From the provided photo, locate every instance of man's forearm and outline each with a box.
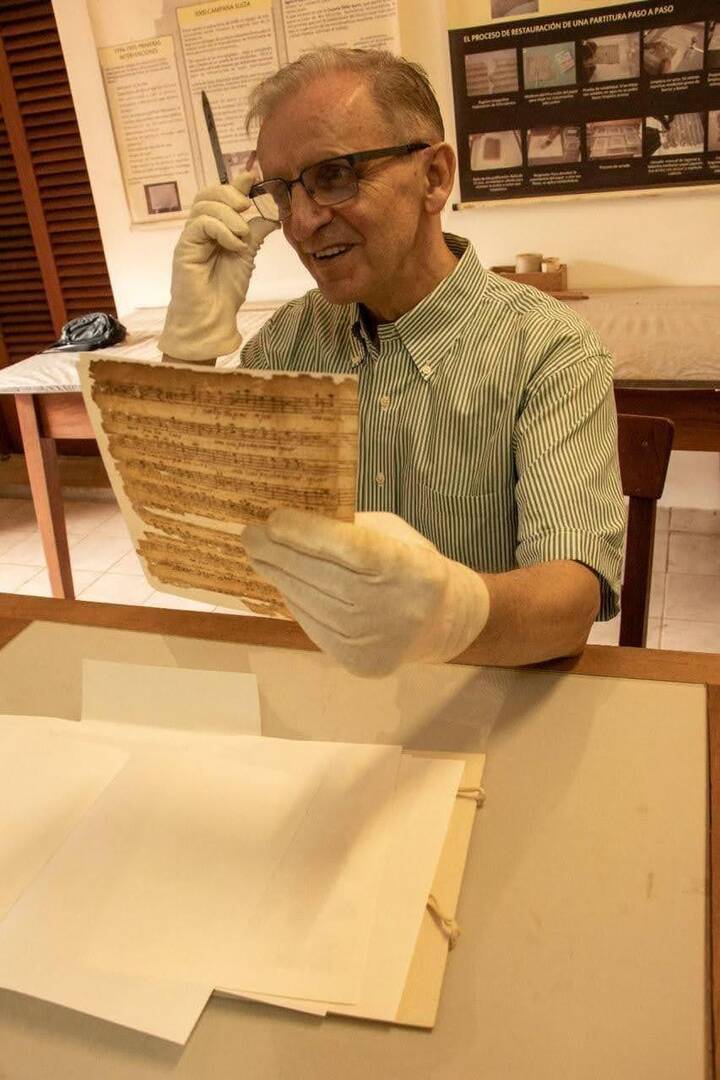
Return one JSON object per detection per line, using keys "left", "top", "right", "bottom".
{"left": 460, "top": 560, "right": 601, "bottom": 667}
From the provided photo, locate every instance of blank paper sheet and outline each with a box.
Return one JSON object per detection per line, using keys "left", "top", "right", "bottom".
{"left": 0, "top": 720, "right": 128, "bottom": 920}
{"left": 81, "top": 658, "right": 261, "bottom": 733}
{"left": 0, "top": 735, "right": 401, "bottom": 1040}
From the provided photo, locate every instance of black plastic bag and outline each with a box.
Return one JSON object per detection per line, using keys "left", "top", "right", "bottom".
{"left": 44, "top": 312, "right": 126, "bottom": 353}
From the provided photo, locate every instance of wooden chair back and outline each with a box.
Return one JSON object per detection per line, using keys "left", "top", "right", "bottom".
{"left": 617, "top": 413, "right": 674, "bottom": 647}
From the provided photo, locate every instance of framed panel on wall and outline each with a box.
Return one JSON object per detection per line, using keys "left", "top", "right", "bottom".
{"left": 87, "top": 0, "right": 402, "bottom": 225}
{"left": 447, "top": 0, "right": 720, "bottom": 205}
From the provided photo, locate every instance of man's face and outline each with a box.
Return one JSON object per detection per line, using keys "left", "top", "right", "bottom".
{"left": 256, "top": 74, "right": 430, "bottom": 315}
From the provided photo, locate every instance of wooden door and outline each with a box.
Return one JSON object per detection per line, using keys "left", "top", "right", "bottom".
{"left": 0, "top": 1, "right": 115, "bottom": 453}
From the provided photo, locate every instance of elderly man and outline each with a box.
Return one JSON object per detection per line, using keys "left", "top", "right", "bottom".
{"left": 159, "top": 47, "right": 625, "bottom": 677}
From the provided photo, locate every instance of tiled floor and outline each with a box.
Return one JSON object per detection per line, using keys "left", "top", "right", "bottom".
{"left": 586, "top": 506, "right": 720, "bottom": 651}
{"left": 1, "top": 496, "right": 719, "bottom": 651}
{"left": 0, "top": 496, "right": 221, "bottom": 614}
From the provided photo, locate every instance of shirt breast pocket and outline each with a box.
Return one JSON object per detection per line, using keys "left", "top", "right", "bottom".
{"left": 401, "top": 477, "right": 517, "bottom": 573}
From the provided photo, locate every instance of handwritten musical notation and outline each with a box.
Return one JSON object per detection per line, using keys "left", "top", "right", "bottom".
{"left": 80, "top": 358, "right": 359, "bottom": 616}
{"left": 94, "top": 376, "right": 356, "bottom": 417}
{"left": 102, "top": 413, "right": 357, "bottom": 462}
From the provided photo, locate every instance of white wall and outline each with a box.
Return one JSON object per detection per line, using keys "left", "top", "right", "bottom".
{"left": 52, "top": 0, "right": 720, "bottom": 508}
{"left": 660, "top": 452, "right": 720, "bottom": 511}
{"left": 53, "top": 0, "right": 720, "bottom": 312}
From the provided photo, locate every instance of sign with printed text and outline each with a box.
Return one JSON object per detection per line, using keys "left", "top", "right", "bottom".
{"left": 447, "top": 0, "right": 720, "bottom": 202}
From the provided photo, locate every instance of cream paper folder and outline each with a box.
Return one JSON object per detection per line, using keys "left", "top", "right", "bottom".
{"left": 0, "top": 713, "right": 484, "bottom": 1037}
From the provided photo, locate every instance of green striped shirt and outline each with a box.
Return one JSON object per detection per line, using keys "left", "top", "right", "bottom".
{"left": 241, "top": 233, "right": 625, "bottom": 619}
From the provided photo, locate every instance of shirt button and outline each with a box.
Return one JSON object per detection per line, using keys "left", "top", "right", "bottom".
{"left": 375, "top": 472, "right": 385, "bottom": 487}
{"left": 421, "top": 364, "right": 433, "bottom": 378}
{"left": 379, "top": 395, "right": 390, "bottom": 411}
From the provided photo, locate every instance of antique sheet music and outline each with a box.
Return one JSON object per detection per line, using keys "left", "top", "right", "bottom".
{"left": 79, "top": 356, "right": 358, "bottom": 615}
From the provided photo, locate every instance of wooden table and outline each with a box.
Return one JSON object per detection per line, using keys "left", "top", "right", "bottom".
{"left": 13, "top": 389, "right": 92, "bottom": 599}
{"left": 0, "top": 593, "right": 718, "bottom": 1079}
{"left": 572, "top": 286, "right": 720, "bottom": 452}
{"left": 614, "top": 380, "right": 720, "bottom": 452}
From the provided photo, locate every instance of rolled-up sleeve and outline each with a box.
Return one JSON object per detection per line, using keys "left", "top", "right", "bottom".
{"left": 513, "top": 340, "right": 626, "bottom": 620}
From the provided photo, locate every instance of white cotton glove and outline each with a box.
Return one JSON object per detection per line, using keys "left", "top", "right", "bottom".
{"left": 158, "top": 172, "right": 278, "bottom": 363}
{"left": 242, "top": 510, "right": 491, "bottom": 678}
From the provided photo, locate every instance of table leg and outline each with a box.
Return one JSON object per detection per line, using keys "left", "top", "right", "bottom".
{"left": 710, "top": 685, "right": 720, "bottom": 1080}
{"left": 15, "top": 394, "right": 75, "bottom": 600}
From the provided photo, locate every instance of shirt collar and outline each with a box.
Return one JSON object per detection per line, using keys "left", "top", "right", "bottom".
{"left": 350, "top": 234, "right": 487, "bottom": 381}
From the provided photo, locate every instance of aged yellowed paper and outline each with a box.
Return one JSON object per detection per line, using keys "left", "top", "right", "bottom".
{"left": 79, "top": 356, "right": 358, "bottom": 615}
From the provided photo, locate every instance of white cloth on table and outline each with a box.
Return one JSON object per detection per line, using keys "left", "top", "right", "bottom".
{"left": 0, "top": 305, "right": 279, "bottom": 395}
{"left": 565, "top": 287, "right": 720, "bottom": 383}
{"left": 1, "top": 291, "right": 718, "bottom": 393}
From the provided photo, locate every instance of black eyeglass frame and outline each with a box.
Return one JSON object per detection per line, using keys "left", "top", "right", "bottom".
{"left": 249, "top": 142, "right": 431, "bottom": 221}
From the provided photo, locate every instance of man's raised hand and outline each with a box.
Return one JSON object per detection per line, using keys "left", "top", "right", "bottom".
{"left": 158, "top": 172, "right": 278, "bottom": 363}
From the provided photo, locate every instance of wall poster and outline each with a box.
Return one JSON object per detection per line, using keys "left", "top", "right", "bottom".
{"left": 447, "top": 0, "right": 720, "bottom": 203}
{"left": 89, "top": 0, "right": 401, "bottom": 224}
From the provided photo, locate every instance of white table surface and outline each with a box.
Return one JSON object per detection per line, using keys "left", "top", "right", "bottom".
{"left": 0, "top": 305, "right": 280, "bottom": 395}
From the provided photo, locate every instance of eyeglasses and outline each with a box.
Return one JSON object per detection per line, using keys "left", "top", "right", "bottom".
{"left": 249, "top": 143, "right": 430, "bottom": 222}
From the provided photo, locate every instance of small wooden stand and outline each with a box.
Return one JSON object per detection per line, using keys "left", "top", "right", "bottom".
{"left": 490, "top": 264, "right": 588, "bottom": 300}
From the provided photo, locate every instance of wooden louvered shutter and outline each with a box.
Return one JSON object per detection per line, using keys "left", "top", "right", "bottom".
{"left": 0, "top": 0, "right": 116, "bottom": 452}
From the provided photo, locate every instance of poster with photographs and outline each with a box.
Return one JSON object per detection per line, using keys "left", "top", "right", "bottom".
{"left": 448, "top": 0, "right": 720, "bottom": 203}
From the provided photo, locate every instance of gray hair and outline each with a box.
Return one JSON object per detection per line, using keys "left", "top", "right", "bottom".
{"left": 246, "top": 46, "right": 444, "bottom": 142}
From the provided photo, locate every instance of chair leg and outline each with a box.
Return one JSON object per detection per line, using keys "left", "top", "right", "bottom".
{"left": 15, "top": 394, "right": 75, "bottom": 600}
{"left": 619, "top": 498, "right": 655, "bottom": 647}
